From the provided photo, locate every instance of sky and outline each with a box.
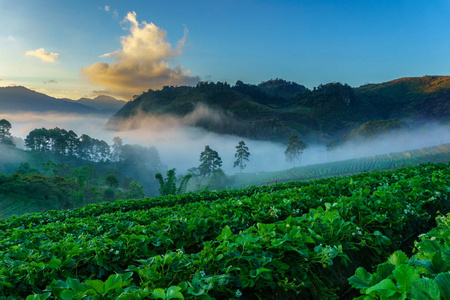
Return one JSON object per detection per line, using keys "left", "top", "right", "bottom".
{"left": 1, "top": 0, "right": 450, "bottom": 100}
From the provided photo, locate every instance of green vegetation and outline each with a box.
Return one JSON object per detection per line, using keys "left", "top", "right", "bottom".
{"left": 197, "top": 145, "right": 222, "bottom": 177}
{"left": 231, "top": 143, "right": 450, "bottom": 188}
{"left": 155, "top": 169, "right": 193, "bottom": 196}
{"left": 109, "top": 76, "right": 450, "bottom": 142}
{"left": 0, "top": 161, "right": 449, "bottom": 299}
{"left": 349, "top": 214, "right": 450, "bottom": 299}
{"left": 233, "top": 141, "right": 250, "bottom": 173}
{"left": 0, "top": 162, "right": 145, "bottom": 218}
{"left": 0, "top": 119, "right": 14, "bottom": 146}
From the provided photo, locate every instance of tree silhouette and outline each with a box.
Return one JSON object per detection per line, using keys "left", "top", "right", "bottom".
{"left": 233, "top": 140, "right": 250, "bottom": 173}
{"left": 285, "top": 135, "right": 308, "bottom": 167}
{"left": 0, "top": 119, "right": 14, "bottom": 146}
{"left": 198, "top": 145, "right": 222, "bottom": 177}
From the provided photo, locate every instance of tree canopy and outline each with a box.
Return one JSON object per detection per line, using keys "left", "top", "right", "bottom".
{"left": 285, "top": 135, "right": 308, "bottom": 167}
{"left": 198, "top": 145, "right": 222, "bottom": 177}
{"left": 0, "top": 119, "right": 14, "bottom": 146}
{"left": 233, "top": 140, "right": 250, "bottom": 173}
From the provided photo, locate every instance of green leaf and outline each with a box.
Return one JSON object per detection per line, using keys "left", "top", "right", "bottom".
{"left": 48, "top": 258, "right": 62, "bottom": 269}
{"left": 392, "top": 264, "right": 419, "bottom": 295}
{"left": 60, "top": 290, "right": 76, "bottom": 300}
{"left": 85, "top": 279, "right": 105, "bottom": 294}
{"left": 373, "top": 263, "right": 395, "bottom": 283}
{"left": 104, "top": 274, "right": 123, "bottom": 293}
{"left": 66, "top": 278, "right": 83, "bottom": 293}
{"left": 166, "top": 286, "right": 184, "bottom": 299}
{"left": 435, "top": 273, "right": 450, "bottom": 300}
{"left": 25, "top": 293, "right": 51, "bottom": 300}
{"left": 410, "top": 278, "right": 440, "bottom": 300}
{"left": 151, "top": 288, "right": 167, "bottom": 299}
{"left": 388, "top": 251, "right": 409, "bottom": 267}
{"left": 431, "top": 252, "right": 448, "bottom": 274}
{"left": 217, "top": 225, "right": 233, "bottom": 241}
{"left": 348, "top": 267, "right": 373, "bottom": 290}
{"left": 365, "top": 279, "right": 398, "bottom": 298}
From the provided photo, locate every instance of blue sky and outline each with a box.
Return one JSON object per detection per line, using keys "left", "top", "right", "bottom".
{"left": 1, "top": 0, "right": 450, "bottom": 100}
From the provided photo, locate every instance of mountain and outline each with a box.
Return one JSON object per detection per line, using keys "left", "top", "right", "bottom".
{"left": 108, "top": 76, "right": 450, "bottom": 142}
{"left": 0, "top": 86, "right": 125, "bottom": 115}
{"left": 69, "top": 95, "right": 126, "bottom": 114}
{"left": 0, "top": 86, "right": 98, "bottom": 114}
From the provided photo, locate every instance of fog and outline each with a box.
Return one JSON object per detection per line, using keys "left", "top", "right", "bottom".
{"left": 1, "top": 111, "right": 449, "bottom": 175}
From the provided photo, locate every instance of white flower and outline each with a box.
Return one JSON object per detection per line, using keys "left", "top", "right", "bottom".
{"left": 115, "top": 250, "right": 119, "bottom": 255}
{"left": 200, "top": 271, "right": 206, "bottom": 277}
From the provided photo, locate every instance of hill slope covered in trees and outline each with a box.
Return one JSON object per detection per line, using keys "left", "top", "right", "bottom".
{"left": 108, "top": 76, "right": 450, "bottom": 142}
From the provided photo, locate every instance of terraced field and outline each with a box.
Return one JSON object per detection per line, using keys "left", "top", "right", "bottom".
{"left": 0, "top": 196, "right": 47, "bottom": 219}
{"left": 230, "top": 143, "right": 450, "bottom": 188}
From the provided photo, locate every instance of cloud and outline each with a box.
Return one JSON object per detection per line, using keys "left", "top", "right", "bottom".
{"left": 82, "top": 11, "right": 199, "bottom": 99}
{"left": 43, "top": 80, "right": 58, "bottom": 84}
{"left": 113, "top": 9, "right": 119, "bottom": 18}
{"left": 7, "top": 36, "right": 16, "bottom": 42}
{"left": 25, "top": 48, "right": 59, "bottom": 63}
{"left": 104, "top": 5, "right": 110, "bottom": 11}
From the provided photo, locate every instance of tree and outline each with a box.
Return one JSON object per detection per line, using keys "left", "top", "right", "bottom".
{"left": 198, "top": 145, "right": 222, "bottom": 177}
{"left": 284, "top": 135, "right": 308, "bottom": 167}
{"left": 155, "top": 168, "right": 193, "bottom": 196}
{"left": 233, "top": 140, "right": 250, "bottom": 173}
{"left": 0, "top": 119, "right": 14, "bottom": 146}
{"left": 111, "top": 136, "right": 123, "bottom": 162}
{"left": 105, "top": 174, "right": 119, "bottom": 188}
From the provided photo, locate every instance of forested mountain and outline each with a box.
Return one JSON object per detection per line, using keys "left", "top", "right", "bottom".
{"left": 108, "top": 76, "right": 450, "bottom": 142}
{"left": 0, "top": 86, "right": 124, "bottom": 114}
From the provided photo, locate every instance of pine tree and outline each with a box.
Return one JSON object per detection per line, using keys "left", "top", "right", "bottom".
{"left": 198, "top": 145, "right": 222, "bottom": 177}
{"left": 233, "top": 140, "right": 250, "bottom": 173}
{"left": 0, "top": 119, "right": 14, "bottom": 146}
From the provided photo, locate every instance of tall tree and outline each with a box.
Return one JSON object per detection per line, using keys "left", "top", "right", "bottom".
{"left": 0, "top": 119, "right": 14, "bottom": 145}
{"left": 198, "top": 145, "right": 222, "bottom": 177}
{"left": 111, "top": 136, "right": 123, "bottom": 162}
{"left": 233, "top": 140, "right": 250, "bottom": 173}
{"left": 284, "top": 135, "right": 308, "bottom": 167}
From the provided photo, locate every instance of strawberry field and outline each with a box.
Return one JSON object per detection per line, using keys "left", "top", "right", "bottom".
{"left": 234, "top": 143, "right": 450, "bottom": 188}
{"left": 0, "top": 162, "right": 449, "bottom": 299}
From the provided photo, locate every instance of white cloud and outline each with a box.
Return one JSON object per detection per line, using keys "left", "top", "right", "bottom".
{"left": 25, "top": 48, "right": 59, "bottom": 63}
{"left": 82, "top": 11, "right": 199, "bottom": 99}
{"left": 7, "top": 36, "right": 16, "bottom": 42}
{"left": 113, "top": 9, "right": 119, "bottom": 18}
{"left": 104, "top": 5, "right": 110, "bottom": 11}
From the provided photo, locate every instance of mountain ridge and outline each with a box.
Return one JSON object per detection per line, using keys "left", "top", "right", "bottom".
{"left": 108, "top": 75, "right": 450, "bottom": 142}
{"left": 0, "top": 86, "right": 125, "bottom": 115}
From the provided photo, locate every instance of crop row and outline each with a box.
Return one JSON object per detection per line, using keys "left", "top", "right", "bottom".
{"left": 0, "top": 163, "right": 449, "bottom": 299}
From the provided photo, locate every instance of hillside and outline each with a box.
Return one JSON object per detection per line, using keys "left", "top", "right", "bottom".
{"left": 0, "top": 86, "right": 124, "bottom": 115}
{"left": 0, "top": 86, "right": 97, "bottom": 114}
{"left": 108, "top": 76, "right": 450, "bottom": 142}
{"left": 229, "top": 143, "right": 450, "bottom": 188}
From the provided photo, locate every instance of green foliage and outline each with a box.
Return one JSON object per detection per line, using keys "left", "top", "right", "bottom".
{"left": 198, "top": 145, "right": 222, "bottom": 177}
{"left": 105, "top": 174, "right": 119, "bottom": 188}
{"left": 155, "top": 169, "right": 193, "bottom": 196}
{"left": 349, "top": 213, "right": 450, "bottom": 299}
{"left": 0, "top": 162, "right": 449, "bottom": 299}
{"left": 233, "top": 140, "right": 250, "bottom": 173}
{"left": 0, "top": 119, "right": 14, "bottom": 146}
{"left": 345, "top": 119, "right": 404, "bottom": 141}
